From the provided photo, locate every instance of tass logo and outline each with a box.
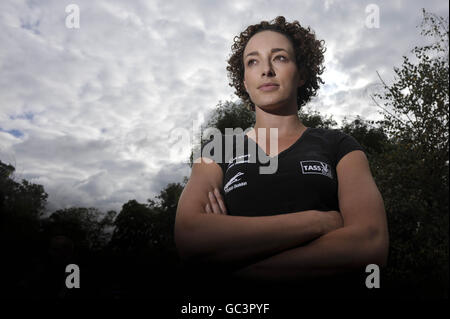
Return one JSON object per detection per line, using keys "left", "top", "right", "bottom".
{"left": 300, "top": 160, "right": 333, "bottom": 179}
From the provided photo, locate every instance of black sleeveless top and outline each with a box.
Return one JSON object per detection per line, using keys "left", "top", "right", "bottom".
{"left": 199, "top": 127, "right": 365, "bottom": 217}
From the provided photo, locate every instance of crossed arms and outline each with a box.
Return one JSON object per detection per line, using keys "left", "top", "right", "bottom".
{"left": 174, "top": 150, "right": 389, "bottom": 283}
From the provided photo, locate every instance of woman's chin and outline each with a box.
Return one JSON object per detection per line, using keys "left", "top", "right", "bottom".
{"left": 255, "top": 99, "right": 293, "bottom": 112}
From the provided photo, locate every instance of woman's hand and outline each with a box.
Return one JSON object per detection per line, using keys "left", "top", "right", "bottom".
{"left": 205, "top": 188, "right": 228, "bottom": 215}
{"left": 317, "top": 210, "right": 344, "bottom": 234}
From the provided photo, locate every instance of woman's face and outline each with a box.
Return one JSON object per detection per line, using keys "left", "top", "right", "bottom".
{"left": 243, "top": 30, "right": 304, "bottom": 111}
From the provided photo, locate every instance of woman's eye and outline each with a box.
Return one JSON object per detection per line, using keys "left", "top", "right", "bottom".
{"left": 247, "top": 56, "right": 287, "bottom": 66}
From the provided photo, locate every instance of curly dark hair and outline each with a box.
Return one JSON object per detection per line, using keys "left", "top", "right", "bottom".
{"left": 226, "top": 16, "right": 326, "bottom": 111}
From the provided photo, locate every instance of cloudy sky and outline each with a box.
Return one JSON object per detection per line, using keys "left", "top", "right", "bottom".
{"left": 0, "top": 0, "right": 448, "bottom": 213}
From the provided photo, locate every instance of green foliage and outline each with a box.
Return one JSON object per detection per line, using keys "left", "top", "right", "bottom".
{"left": 298, "top": 107, "right": 337, "bottom": 129}
{"left": 0, "top": 160, "right": 48, "bottom": 244}
{"left": 371, "top": 9, "right": 449, "bottom": 297}
{"left": 0, "top": 160, "right": 50, "bottom": 296}
{"left": 373, "top": 9, "right": 448, "bottom": 160}
{"left": 109, "top": 200, "right": 157, "bottom": 255}
{"left": 148, "top": 181, "right": 186, "bottom": 254}
{"left": 41, "top": 207, "right": 116, "bottom": 252}
{"left": 110, "top": 181, "right": 185, "bottom": 259}
{"left": 205, "top": 100, "right": 256, "bottom": 134}
{"left": 340, "top": 116, "right": 391, "bottom": 160}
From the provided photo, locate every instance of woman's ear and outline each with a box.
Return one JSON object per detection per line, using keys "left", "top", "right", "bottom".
{"left": 244, "top": 79, "right": 249, "bottom": 93}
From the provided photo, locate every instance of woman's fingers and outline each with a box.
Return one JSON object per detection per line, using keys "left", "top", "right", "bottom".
{"left": 205, "top": 189, "right": 228, "bottom": 215}
{"left": 208, "top": 191, "right": 222, "bottom": 214}
{"left": 214, "top": 188, "right": 228, "bottom": 215}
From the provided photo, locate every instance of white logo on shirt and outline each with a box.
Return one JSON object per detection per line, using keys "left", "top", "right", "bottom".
{"left": 224, "top": 171, "right": 247, "bottom": 193}
{"left": 300, "top": 160, "right": 333, "bottom": 179}
{"left": 227, "top": 154, "right": 251, "bottom": 171}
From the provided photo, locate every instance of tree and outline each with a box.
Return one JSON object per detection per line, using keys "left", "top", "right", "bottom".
{"left": 205, "top": 100, "right": 256, "bottom": 135}
{"left": 109, "top": 200, "right": 156, "bottom": 255}
{"left": 298, "top": 107, "right": 337, "bottom": 129}
{"left": 107, "top": 184, "right": 186, "bottom": 298}
{"left": 147, "top": 180, "right": 186, "bottom": 255}
{"left": 0, "top": 160, "right": 50, "bottom": 297}
{"left": 340, "top": 116, "right": 391, "bottom": 160}
{"left": 41, "top": 207, "right": 116, "bottom": 252}
{"left": 371, "top": 9, "right": 449, "bottom": 297}
{"left": 373, "top": 10, "right": 448, "bottom": 161}
{"left": 0, "top": 160, "right": 48, "bottom": 246}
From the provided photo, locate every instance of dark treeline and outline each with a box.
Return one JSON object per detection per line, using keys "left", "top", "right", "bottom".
{"left": 0, "top": 9, "right": 448, "bottom": 299}
{"left": 0, "top": 166, "right": 186, "bottom": 299}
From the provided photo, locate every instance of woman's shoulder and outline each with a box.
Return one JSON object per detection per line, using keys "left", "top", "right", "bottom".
{"left": 306, "top": 127, "right": 349, "bottom": 140}
{"left": 306, "top": 127, "right": 363, "bottom": 151}
{"left": 307, "top": 127, "right": 365, "bottom": 162}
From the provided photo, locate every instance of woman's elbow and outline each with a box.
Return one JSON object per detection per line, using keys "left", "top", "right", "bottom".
{"left": 366, "top": 225, "right": 389, "bottom": 268}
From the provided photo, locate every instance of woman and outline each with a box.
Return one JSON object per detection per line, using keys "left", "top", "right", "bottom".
{"left": 174, "top": 16, "right": 389, "bottom": 299}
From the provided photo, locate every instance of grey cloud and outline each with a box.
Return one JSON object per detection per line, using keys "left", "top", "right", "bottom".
{"left": 149, "top": 162, "right": 190, "bottom": 195}
{"left": 0, "top": 0, "right": 447, "bottom": 212}
{"left": 310, "top": 82, "right": 384, "bottom": 124}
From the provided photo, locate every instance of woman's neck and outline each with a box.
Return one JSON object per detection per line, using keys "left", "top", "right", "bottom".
{"left": 252, "top": 109, "right": 305, "bottom": 139}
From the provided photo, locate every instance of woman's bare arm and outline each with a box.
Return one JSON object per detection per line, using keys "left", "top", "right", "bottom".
{"left": 174, "top": 158, "right": 343, "bottom": 271}
{"left": 231, "top": 151, "right": 389, "bottom": 282}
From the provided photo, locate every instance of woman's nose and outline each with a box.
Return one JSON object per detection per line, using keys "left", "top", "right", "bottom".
{"left": 262, "top": 60, "right": 275, "bottom": 77}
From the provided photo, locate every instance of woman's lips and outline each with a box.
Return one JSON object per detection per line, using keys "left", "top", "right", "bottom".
{"left": 258, "top": 84, "right": 279, "bottom": 91}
